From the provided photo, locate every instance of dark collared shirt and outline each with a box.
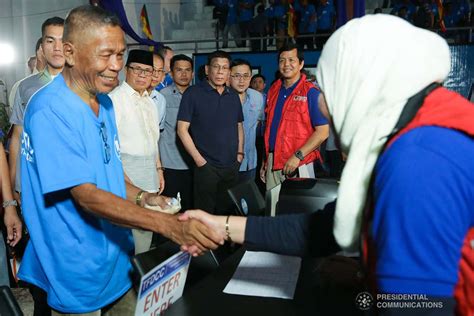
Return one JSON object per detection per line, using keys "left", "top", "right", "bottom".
{"left": 178, "top": 80, "right": 243, "bottom": 168}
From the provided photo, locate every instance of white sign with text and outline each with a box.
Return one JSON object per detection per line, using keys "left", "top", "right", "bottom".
{"left": 135, "top": 251, "right": 191, "bottom": 316}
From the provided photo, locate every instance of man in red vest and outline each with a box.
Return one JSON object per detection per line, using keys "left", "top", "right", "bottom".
{"left": 260, "top": 43, "right": 329, "bottom": 190}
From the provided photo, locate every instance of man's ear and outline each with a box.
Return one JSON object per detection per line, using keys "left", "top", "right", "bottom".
{"left": 63, "top": 42, "right": 75, "bottom": 66}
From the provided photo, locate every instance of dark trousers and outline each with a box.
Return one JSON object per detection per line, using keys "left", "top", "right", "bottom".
{"left": 194, "top": 162, "right": 239, "bottom": 215}
{"left": 249, "top": 32, "right": 267, "bottom": 51}
{"left": 28, "top": 283, "right": 51, "bottom": 316}
{"left": 238, "top": 168, "right": 256, "bottom": 184}
{"left": 326, "top": 150, "right": 344, "bottom": 179}
{"left": 239, "top": 21, "right": 251, "bottom": 47}
{"left": 296, "top": 33, "right": 315, "bottom": 50}
{"left": 162, "top": 168, "right": 193, "bottom": 211}
{"left": 315, "top": 31, "right": 331, "bottom": 49}
{"left": 267, "top": 18, "right": 275, "bottom": 46}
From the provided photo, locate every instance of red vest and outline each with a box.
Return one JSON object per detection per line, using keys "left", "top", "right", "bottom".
{"left": 363, "top": 87, "right": 474, "bottom": 315}
{"left": 264, "top": 74, "right": 322, "bottom": 170}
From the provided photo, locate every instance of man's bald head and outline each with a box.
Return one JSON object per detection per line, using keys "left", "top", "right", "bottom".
{"left": 63, "top": 5, "right": 121, "bottom": 45}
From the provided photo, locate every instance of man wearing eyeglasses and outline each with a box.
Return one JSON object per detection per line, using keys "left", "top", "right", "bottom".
{"left": 109, "top": 49, "right": 165, "bottom": 254}
{"left": 229, "top": 59, "right": 264, "bottom": 184}
{"left": 148, "top": 53, "right": 167, "bottom": 133}
{"left": 177, "top": 50, "right": 244, "bottom": 214}
{"left": 155, "top": 45, "right": 174, "bottom": 91}
{"left": 260, "top": 43, "right": 329, "bottom": 191}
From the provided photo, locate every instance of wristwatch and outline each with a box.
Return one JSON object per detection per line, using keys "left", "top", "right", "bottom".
{"left": 294, "top": 150, "right": 304, "bottom": 161}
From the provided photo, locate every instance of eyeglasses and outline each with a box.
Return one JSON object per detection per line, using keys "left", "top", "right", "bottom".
{"left": 230, "top": 73, "right": 251, "bottom": 80}
{"left": 100, "top": 122, "right": 111, "bottom": 164}
{"left": 210, "top": 64, "right": 230, "bottom": 72}
{"left": 153, "top": 68, "right": 165, "bottom": 76}
{"left": 127, "top": 65, "right": 153, "bottom": 76}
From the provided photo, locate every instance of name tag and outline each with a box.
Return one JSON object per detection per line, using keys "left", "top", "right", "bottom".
{"left": 293, "top": 96, "right": 307, "bottom": 102}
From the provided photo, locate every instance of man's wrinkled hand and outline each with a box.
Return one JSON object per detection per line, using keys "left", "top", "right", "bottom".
{"left": 178, "top": 210, "right": 226, "bottom": 255}
{"left": 168, "top": 215, "right": 224, "bottom": 257}
{"left": 179, "top": 210, "right": 225, "bottom": 238}
{"left": 144, "top": 193, "right": 171, "bottom": 209}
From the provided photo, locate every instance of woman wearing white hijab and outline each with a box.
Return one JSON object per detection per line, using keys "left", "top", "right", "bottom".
{"left": 180, "top": 14, "right": 474, "bottom": 314}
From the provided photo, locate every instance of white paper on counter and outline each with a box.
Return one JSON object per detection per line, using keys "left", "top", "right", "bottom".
{"left": 223, "top": 251, "right": 301, "bottom": 299}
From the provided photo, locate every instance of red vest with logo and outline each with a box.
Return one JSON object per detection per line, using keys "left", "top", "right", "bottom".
{"left": 264, "top": 74, "right": 322, "bottom": 170}
{"left": 362, "top": 87, "right": 474, "bottom": 315}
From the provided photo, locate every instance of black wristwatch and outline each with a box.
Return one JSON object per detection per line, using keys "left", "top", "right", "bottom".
{"left": 294, "top": 150, "right": 304, "bottom": 161}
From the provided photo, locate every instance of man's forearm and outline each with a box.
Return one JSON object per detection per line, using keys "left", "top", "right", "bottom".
{"left": 125, "top": 180, "right": 143, "bottom": 205}
{"left": 0, "top": 144, "right": 14, "bottom": 202}
{"left": 237, "top": 122, "right": 244, "bottom": 154}
{"left": 71, "top": 183, "right": 224, "bottom": 252}
{"left": 71, "top": 183, "right": 173, "bottom": 234}
{"left": 177, "top": 122, "right": 205, "bottom": 165}
{"left": 8, "top": 125, "right": 22, "bottom": 187}
{"left": 299, "top": 124, "right": 329, "bottom": 156}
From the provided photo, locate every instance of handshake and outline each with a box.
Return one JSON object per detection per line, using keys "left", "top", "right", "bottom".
{"left": 177, "top": 210, "right": 230, "bottom": 257}
{"left": 144, "top": 194, "right": 245, "bottom": 257}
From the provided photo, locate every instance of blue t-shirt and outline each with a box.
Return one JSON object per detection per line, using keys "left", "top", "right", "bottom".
{"left": 18, "top": 75, "right": 134, "bottom": 313}
{"left": 214, "top": 0, "right": 227, "bottom": 7}
{"left": 269, "top": 79, "right": 328, "bottom": 151}
{"left": 177, "top": 81, "right": 244, "bottom": 168}
{"left": 238, "top": 0, "right": 255, "bottom": 22}
{"left": 372, "top": 126, "right": 474, "bottom": 296}
{"left": 298, "top": 4, "right": 317, "bottom": 34}
{"left": 265, "top": 5, "right": 275, "bottom": 18}
{"left": 316, "top": 3, "right": 336, "bottom": 30}
{"left": 274, "top": 4, "right": 288, "bottom": 30}
{"left": 390, "top": 3, "right": 417, "bottom": 17}
{"left": 227, "top": 0, "right": 239, "bottom": 25}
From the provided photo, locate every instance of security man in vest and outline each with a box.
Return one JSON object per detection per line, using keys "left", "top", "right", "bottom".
{"left": 260, "top": 43, "right": 329, "bottom": 190}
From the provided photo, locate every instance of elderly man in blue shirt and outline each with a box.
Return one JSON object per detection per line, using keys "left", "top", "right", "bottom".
{"left": 229, "top": 59, "right": 265, "bottom": 183}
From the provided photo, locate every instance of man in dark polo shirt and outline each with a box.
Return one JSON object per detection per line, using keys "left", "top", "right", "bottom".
{"left": 177, "top": 50, "right": 244, "bottom": 214}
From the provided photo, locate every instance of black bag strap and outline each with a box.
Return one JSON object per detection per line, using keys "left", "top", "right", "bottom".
{"left": 387, "top": 82, "right": 440, "bottom": 141}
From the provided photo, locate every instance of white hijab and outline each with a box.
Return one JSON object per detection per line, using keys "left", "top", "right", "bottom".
{"left": 315, "top": 15, "right": 451, "bottom": 251}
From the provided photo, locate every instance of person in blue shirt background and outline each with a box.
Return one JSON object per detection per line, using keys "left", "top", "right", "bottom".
{"left": 274, "top": 0, "right": 289, "bottom": 49}
{"left": 265, "top": 0, "right": 277, "bottom": 47}
{"left": 315, "top": 0, "right": 336, "bottom": 49}
{"left": 213, "top": 0, "right": 229, "bottom": 33}
{"left": 296, "top": 0, "right": 317, "bottom": 50}
{"left": 238, "top": 0, "right": 255, "bottom": 47}
{"left": 223, "top": 0, "right": 244, "bottom": 48}
{"left": 390, "top": 0, "right": 417, "bottom": 22}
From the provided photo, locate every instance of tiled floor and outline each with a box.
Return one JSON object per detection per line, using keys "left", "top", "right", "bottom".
{"left": 12, "top": 288, "right": 34, "bottom": 316}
